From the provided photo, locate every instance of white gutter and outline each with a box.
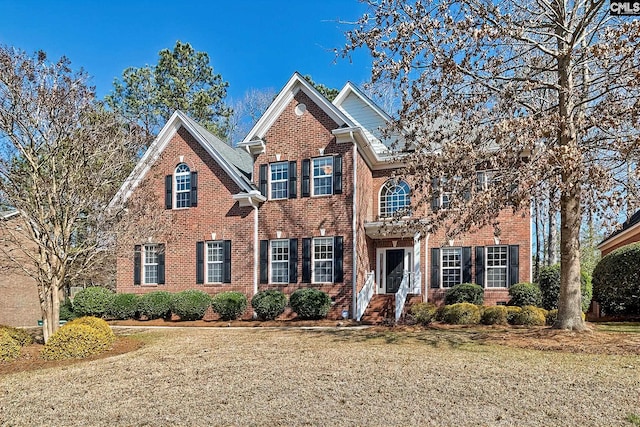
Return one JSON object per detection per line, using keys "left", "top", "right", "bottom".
{"left": 351, "top": 135, "right": 358, "bottom": 319}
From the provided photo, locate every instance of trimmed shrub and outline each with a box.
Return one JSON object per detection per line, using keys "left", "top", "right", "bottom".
{"left": 538, "top": 264, "right": 592, "bottom": 312}
{"left": 107, "top": 293, "right": 139, "bottom": 320}
{"left": 0, "top": 325, "right": 33, "bottom": 346}
{"left": 0, "top": 330, "right": 21, "bottom": 361}
{"left": 410, "top": 303, "right": 437, "bottom": 326}
{"left": 42, "top": 323, "right": 112, "bottom": 360}
{"left": 593, "top": 242, "right": 640, "bottom": 316}
{"left": 444, "top": 283, "right": 484, "bottom": 305}
{"left": 212, "top": 292, "right": 248, "bottom": 321}
{"left": 508, "top": 282, "right": 542, "bottom": 307}
{"left": 480, "top": 306, "right": 508, "bottom": 325}
{"left": 170, "top": 290, "right": 212, "bottom": 321}
{"left": 67, "top": 316, "right": 116, "bottom": 344}
{"left": 441, "top": 303, "right": 481, "bottom": 325}
{"left": 138, "top": 291, "right": 172, "bottom": 320}
{"left": 510, "top": 305, "right": 546, "bottom": 326}
{"left": 59, "top": 298, "right": 77, "bottom": 321}
{"left": 290, "top": 289, "right": 331, "bottom": 320}
{"left": 251, "top": 290, "right": 287, "bottom": 321}
{"left": 506, "top": 306, "right": 522, "bottom": 324}
{"left": 72, "top": 287, "right": 115, "bottom": 317}
{"left": 435, "top": 305, "right": 447, "bottom": 322}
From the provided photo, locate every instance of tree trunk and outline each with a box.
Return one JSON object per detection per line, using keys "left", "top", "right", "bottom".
{"left": 41, "top": 281, "right": 61, "bottom": 343}
{"left": 553, "top": 187, "right": 586, "bottom": 330}
{"left": 534, "top": 196, "right": 542, "bottom": 280}
{"left": 548, "top": 194, "right": 558, "bottom": 266}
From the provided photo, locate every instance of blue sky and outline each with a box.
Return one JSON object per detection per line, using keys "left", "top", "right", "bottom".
{"left": 0, "top": 0, "right": 373, "bottom": 101}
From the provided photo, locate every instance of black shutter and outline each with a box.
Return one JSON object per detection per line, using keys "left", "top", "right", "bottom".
{"left": 333, "top": 236, "right": 344, "bottom": 283}
{"left": 260, "top": 240, "right": 268, "bottom": 284}
{"left": 190, "top": 171, "right": 198, "bottom": 207}
{"left": 302, "top": 159, "right": 310, "bottom": 197}
{"left": 196, "top": 241, "right": 204, "bottom": 284}
{"left": 462, "top": 246, "right": 472, "bottom": 283}
{"left": 475, "top": 246, "right": 485, "bottom": 287}
{"left": 509, "top": 245, "right": 520, "bottom": 286}
{"left": 431, "top": 178, "right": 440, "bottom": 211}
{"left": 133, "top": 245, "right": 141, "bottom": 285}
{"left": 289, "top": 239, "right": 298, "bottom": 283}
{"left": 157, "top": 244, "right": 166, "bottom": 285}
{"left": 259, "top": 164, "right": 268, "bottom": 197}
{"left": 165, "top": 175, "right": 173, "bottom": 209}
{"left": 288, "top": 161, "right": 297, "bottom": 199}
{"left": 430, "top": 248, "right": 440, "bottom": 288}
{"left": 302, "top": 238, "right": 312, "bottom": 282}
{"left": 333, "top": 155, "right": 343, "bottom": 195}
{"left": 223, "top": 240, "right": 232, "bottom": 283}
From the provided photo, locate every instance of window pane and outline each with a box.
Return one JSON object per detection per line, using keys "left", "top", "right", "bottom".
{"left": 441, "top": 248, "right": 462, "bottom": 288}
{"left": 271, "top": 240, "right": 289, "bottom": 283}
{"left": 175, "top": 163, "right": 191, "bottom": 208}
{"left": 143, "top": 244, "right": 158, "bottom": 284}
{"left": 270, "top": 162, "right": 288, "bottom": 199}
{"left": 313, "top": 237, "right": 333, "bottom": 283}
{"left": 207, "top": 241, "right": 223, "bottom": 283}
{"left": 380, "top": 180, "right": 410, "bottom": 217}
{"left": 486, "top": 246, "right": 508, "bottom": 287}
{"left": 312, "top": 157, "right": 333, "bottom": 196}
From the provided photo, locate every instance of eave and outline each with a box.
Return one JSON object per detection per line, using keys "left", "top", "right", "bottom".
{"left": 332, "top": 127, "right": 407, "bottom": 171}
{"left": 364, "top": 220, "right": 418, "bottom": 239}
{"left": 597, "top": 220, "right": 640, "bottom": 251}
{"left": 232, "top": 191, "right": 266, "bottom": 208}
{"left": 237, "top": 139, "right": 266, "bottom": 156}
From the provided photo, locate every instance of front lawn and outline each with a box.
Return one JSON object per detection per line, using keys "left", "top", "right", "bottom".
{"left": 0, "top": 325, "right": 638, "bottom": 426}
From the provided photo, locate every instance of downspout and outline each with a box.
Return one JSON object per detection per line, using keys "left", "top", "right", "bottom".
{"left": 351, "top": 133, "right": 358, "bottom": 319}
{"left": 252, "top": 200, "right": 259, "bottom": 297}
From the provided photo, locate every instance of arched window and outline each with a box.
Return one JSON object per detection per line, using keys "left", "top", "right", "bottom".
{"left": 379, "top": 180, "right": 411, "bottom": 218}
{"left": 174, "top": 163, "right": 191, "bottom": 208}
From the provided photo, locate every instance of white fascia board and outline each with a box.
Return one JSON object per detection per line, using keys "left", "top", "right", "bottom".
{"left": 597, "top": 220, "right": 640, "bottom": 250}
{"left": 242, "top": 72, "right": 353, "bottom": 143}
{"left": 334, "top": 81, "right": 393, "bottom": 122}
{"left": 1, "top": 210, "right": 19, "bottom": 220}
{"left": 232, "top": 191, "right": 266, "bottom": 208}
{"left": 332, "top": 127, "right": 407, "bottom": 171}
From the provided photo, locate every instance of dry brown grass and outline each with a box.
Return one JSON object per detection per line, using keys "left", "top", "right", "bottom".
{"left": 0, "top": 326, "right": 639, "bottom": 426}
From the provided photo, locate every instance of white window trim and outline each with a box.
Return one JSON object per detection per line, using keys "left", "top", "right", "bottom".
{"left": 485, "top": 245, "right": 508, "bottom": 288}
{"left": 269, "top": 162, "right": 288, "bottom": 200}
{"left": 312, "top": 236, "right": 334, "bottom": 284}
{"left": 311, "top": 156, "right": 333, "bottom": 197}
{"left": 143, "top": 244, "right": 159, "bottom": 285}
{"left": 174, "top": 163, "right": 191, "bottom": 209}
{"left": 440, "top": 247, "right": 462, "bottom": 288}
{"left": 477, "top": 170, "right": 500, "bottom": 191}
{"left": 270, "top": 239, "right": 289, "bottom": 284}
{"left": 205, "top": 241, "right": 224, "bottom": 284}
{"left": 379, "top": 179, "right": 411, "bottom": 218}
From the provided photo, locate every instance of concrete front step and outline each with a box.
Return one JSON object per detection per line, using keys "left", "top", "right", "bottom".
{"left": 360, "top": 294, "right": 422, "bottom": 324}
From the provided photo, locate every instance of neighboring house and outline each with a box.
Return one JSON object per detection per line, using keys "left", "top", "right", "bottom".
{"left": 0, "top": 207, "right": 41, "bottom": 327}
{"left": 112, "top": 72, "right": 531, "bottom": 321}
{"left": 597, "top": 209, "right": 640, "bottom": 256}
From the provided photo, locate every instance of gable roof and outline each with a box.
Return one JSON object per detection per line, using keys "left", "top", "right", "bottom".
{"left": 598, "top": 209, "right": 640, "bottom": 249}
{"left": 110, "top": 110, "right": 257, "bottom": 208}
{"left": 240, "top": 72, "right": 354, "bottom": 143}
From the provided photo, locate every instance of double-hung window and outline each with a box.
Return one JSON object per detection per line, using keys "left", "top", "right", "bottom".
{"left": 143, "top": 244, "right": 159, "bottom": 285}
{"left": 312, "top": 157, "right": 333, "bottom": 196}
{"left": 206, "top": 241, "right": 224, "bottom": 284}
{"left": 313, "top": 237, "right": 334, "bottom": 283}
{"left": 441, "top": 247, "right": 462, "bottom": 288}
{"left": 486, "top": 246, "right": 508, "bottom": 287}
{"left": 270, "top": 162, "right": 288, "bottom": 200}
{"left": 270, "top": 240, "right": 289, "bottom": 283}
{"left": 174, "top": 163, "right": 191, "bottom": 208}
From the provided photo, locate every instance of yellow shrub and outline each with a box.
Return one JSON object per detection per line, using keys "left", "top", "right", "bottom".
{"left": 0, "top": 325, "right": 33, "bottom": 346}
{"left": 41, "top": 324, "right": 112, "bottom": 360}
{"left": 511, "top": 305, "right": 546, "bottom": 326}
{"left": 0, "top": 330, "right": 21, "bottom": 361}
{"left": 67, "top": 316, "right": 115, "bottom": 344}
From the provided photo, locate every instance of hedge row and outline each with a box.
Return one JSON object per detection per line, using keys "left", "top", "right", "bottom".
{"left": 68, "top": 288, "right": 332, "bottom": 321}
{"left": 410, "top": 302, "right": 554, "bottom": 326}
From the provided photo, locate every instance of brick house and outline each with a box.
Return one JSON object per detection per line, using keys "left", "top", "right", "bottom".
{"left": 0, "top": 208, "right": 41, "bottom": 327}
{"left": 597, "top": 209, "right": 640, "bottom": 256}
{"left": 113, "top": 73, "right": 531, "bottom": 321}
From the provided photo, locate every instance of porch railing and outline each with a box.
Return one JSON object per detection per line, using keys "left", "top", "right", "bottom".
{"left": 356, "top": 271, "right": 375, "bottom": 321}
{"left": 395, "top": 271, "right": 412, "bottom": 322}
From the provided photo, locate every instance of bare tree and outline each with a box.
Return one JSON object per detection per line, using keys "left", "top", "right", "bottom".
{"left": 0, "top": 46, "right": 145, "bottom": 342}
{"left": 227, "top": 87, "right": 276, "bottom": 145}
{"left": 345, "top": 0, "right": 640, "bottom": 330}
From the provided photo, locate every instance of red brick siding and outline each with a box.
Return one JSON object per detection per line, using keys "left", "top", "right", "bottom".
{"left": 116, "top": 127, "right": 255, "bottom": 303}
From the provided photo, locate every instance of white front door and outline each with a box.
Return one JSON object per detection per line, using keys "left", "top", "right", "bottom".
{"left": 376, "top": 248, "right": 413, "bottom": 294}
